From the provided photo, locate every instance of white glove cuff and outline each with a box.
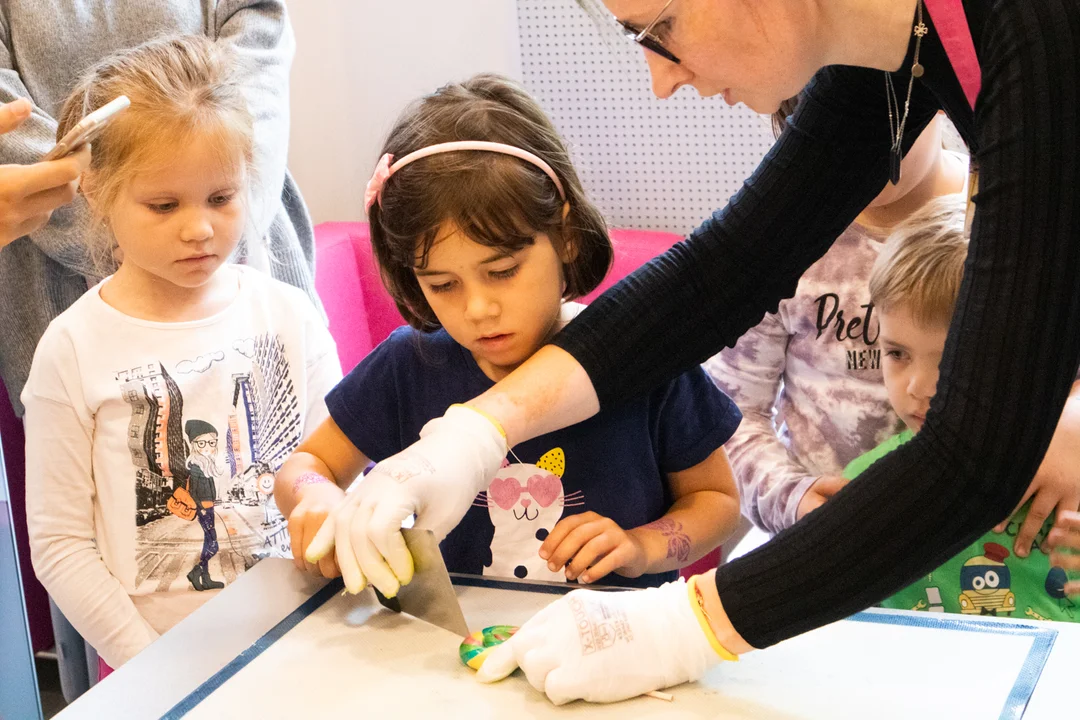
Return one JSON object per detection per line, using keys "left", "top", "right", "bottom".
{"left": 655, "top": 580, "right": 726, "bottom": 685}
{"left": 420, "top": 405, "right": 508, "bottom": 493}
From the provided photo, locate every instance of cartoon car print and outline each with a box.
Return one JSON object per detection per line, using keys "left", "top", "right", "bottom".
{"left": 958, "top": 542, "right": 1015, "bottom": 616}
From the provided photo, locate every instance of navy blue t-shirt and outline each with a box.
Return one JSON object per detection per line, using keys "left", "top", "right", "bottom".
{"left": 326, "top": 326, "right": 741, "bottom": 588}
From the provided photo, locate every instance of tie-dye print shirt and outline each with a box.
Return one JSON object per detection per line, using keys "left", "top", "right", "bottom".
{"left": 704, "top": 222, "right": 905, "bottom": 534}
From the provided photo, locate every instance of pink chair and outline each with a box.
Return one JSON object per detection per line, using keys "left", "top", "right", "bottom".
{"left": 312, "top": 221, "right": 720, "bottom": 575}
{"left": 312, "top": 222, "right": 388, "bottom": 373}
{"left": 313, "top": 222, "right": 691, "bottom": 370}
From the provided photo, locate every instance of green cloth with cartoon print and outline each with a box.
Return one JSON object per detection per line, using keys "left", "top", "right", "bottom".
{"left": 844, "top": 430, "right": 1078, "bottom": 622}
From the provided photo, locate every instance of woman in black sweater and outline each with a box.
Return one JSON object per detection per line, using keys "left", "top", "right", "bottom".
{"left": 313, "top": 0, "right": 1080, "bottom": 704}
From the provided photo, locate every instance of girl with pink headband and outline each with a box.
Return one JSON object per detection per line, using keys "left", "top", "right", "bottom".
{"left": 279, "top": 73, "right": 743, "bottom": 591}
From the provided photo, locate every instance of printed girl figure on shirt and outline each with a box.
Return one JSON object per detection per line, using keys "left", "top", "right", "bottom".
{"left": 280, "top": 74, "right": 743, "bottom": 594}
{"left": 22, "top": 36, "right": 341, "bottom": 670}
{"left": 185, "top": 419, "right": 224, "bottom": 591}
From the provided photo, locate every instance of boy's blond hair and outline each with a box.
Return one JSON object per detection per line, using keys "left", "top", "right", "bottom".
{"left": 869, "top": 195, "right": 970, "bottom": 327}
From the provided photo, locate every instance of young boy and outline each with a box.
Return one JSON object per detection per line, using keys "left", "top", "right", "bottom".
{"left": 845, "top": 196, "right": 1077, "bottom": 621}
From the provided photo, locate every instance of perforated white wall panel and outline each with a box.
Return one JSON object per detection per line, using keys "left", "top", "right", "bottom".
{"left": 517, "top": 0, "right": 777, "bottom": 235}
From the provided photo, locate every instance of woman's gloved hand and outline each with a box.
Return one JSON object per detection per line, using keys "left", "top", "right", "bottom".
{"left": 476, "top": 578, "right": 735, "bottom": 705}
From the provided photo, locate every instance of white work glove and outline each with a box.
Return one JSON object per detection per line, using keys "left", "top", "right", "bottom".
{"left": 305, "top": 405, "right": 506, "bottom": 596}
{"left": 476, "top": 579, "right": 725, "bottom": 705}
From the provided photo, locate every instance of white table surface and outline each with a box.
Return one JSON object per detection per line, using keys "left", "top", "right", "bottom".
{"left": 58, "top": 559, "right": 1076, "bottom": 719}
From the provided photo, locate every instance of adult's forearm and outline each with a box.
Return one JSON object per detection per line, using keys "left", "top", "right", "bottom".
{"left": 468, "top": 345, "right": 598, "bottom": 446}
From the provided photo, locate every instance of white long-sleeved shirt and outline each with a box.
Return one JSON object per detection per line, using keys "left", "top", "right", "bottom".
{"left": 23, "top": 266, "right": 341, "bottom": 667}
{"left": 0, "top": 0, "right": 318, "bottom": 415}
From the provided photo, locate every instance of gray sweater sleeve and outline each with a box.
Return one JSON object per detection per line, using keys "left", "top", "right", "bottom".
{"left": 214, "top": 1, "right": 294, "bottom": 246}
{"left": 213, "top": 2, "right": 317, "bottom": 295}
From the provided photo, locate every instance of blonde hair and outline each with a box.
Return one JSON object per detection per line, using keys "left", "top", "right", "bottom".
{"left": 869, "top": 195, "right": 970, "bottom": 327}
{"left": 56, "top": 35, "right": 255, "bottom": 273}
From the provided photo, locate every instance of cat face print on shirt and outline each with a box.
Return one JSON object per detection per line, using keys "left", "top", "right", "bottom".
{"left": 473, "top": 448, "right": 584, "bottom": 582}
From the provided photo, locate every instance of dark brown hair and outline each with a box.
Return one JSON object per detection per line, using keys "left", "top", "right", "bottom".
{"left": 368, "top": 73, "right": 612, "bottom": 330}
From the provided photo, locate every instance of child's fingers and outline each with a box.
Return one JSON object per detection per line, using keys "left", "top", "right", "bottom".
{"left": 995, "top": 485, "right": 1036, "bottom": 534}
{"left": 577, "top": 543, "right": 632, "bottom": 584}
{"left": 539, "top": 512, "right": 597, "bottom": 560}
{"left": 318, "top": 551, "right": 341, "bottom": 579}
{"left": 1066, "top": 580, "right": 1080, "bottom": 597}
{"left": 288, "top": 510, "right": 308, "bottom": 572}
{"left": 1044, "top": 495, "right": 1080, "bottom": 553}
{"left": 545, "top": 516, "right": 606, "bottom": 573}
{"left": 1049, "top": 511, "right": 1080, "bottom": 570}
{"left": 565, "top": 532, "right": 619, "bottom": 581}
{"left": 1013, "top": 492, "right": 1057, "bottom": 558}
{"left": 796, "top": 490, "right": 827, "bottom": 521}
{"left": 1055, "top": 509, "right": 1080, "bottom": 532}
{"left": 815, "top": 475, "right": 850, "bottom": 499}
{"left": 303, "top": 510, "right": 331, "bottom": 575}
{"left": 1048, "top": 520, "right": 1080, "bottom": 553}
{"left": 1050, "top": 548, "right": 1080, "bottom": 572}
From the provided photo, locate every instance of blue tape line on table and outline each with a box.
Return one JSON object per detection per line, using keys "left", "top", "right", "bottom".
{"left": 160, "top": 578, "right": 343, "bottom": 719}
{"left": 160, "top": 576, "right": 1059, "bottom": 719}
{"left": 848, "top": 611, "right": 1057, "bottom": 720}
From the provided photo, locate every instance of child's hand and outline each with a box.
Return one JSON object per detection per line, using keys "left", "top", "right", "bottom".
{"left": 539, "top": 512, "right": 647, "bottom": 584}
{"left": 287, "top": 474, "right": 346, "bottom": 578}
{"left": 1048, "top": 510, "right": 1080, "bottom": 596}
{"left": 796, "top": 475, "right": 850, "bottom": 521}
{"left": 993, "top": 397, "right": 1080, "bottom": 557}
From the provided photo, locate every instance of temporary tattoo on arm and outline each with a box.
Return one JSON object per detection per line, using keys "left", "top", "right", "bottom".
{"left": 642, "top": 518, "right": 691, "bottom": 563}
{"left": 293, "top": 471, "right": 331, "bottom": 495}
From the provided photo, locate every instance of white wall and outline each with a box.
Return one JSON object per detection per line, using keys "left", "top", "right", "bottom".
{"left": 286, "top": 1, "right": 522, "bottom": 224}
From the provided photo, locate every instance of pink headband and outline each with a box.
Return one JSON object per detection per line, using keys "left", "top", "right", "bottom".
{"left": 364, "top": 140, "right": 566, "bottom": 212}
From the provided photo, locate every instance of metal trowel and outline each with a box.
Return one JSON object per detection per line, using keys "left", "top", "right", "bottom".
{"left": 372, "top": 528, "right": 469, "bottom": 637}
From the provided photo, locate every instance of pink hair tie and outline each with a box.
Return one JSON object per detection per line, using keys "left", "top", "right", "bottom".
{"left": 363, "top": 140, "right": 566, "bottom": 213}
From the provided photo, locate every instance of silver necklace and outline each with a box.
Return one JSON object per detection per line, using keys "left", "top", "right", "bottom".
{"left": 885, "top": 0, "right": 928, "bottom": 185}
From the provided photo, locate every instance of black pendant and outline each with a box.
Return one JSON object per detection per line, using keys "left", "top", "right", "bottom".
{"left": 889, "top": 148, "right": 902, "bottom": 185}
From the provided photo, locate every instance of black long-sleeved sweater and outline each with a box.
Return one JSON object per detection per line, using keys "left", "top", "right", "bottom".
{"left": 553, "top": 0, "right": 1080, "bottom": 648}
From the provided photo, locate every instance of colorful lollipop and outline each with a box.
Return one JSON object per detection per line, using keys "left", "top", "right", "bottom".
{"left": 459, "top": 625, "right": 518, "bottom": 670}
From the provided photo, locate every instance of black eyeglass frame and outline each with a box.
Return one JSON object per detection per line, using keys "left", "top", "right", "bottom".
{"left": 616, "top": 0, "right": 680, "bottom": 65}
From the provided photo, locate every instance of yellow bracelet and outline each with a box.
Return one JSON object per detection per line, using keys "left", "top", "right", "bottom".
{"left": 450, "top": 403, "right": 508, "bottom": 440}
{"left": 687, "top": 575, "right": 739, "bottom": 662}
